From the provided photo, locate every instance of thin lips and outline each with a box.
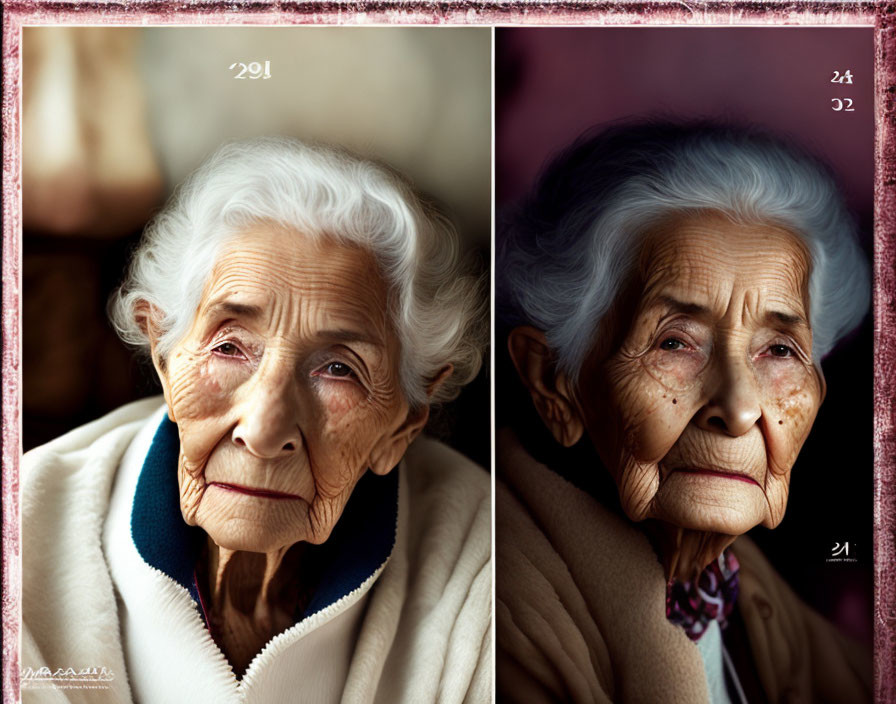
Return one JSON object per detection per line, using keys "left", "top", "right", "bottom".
{"left": 668, "top": 466, "right": 761, "bottom": 486}
{"left": 209, "top": 482, "right": 301, "bottom": 500}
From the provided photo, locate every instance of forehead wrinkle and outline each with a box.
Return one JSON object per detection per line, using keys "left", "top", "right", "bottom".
{"left": 735, "top": 274, "right": 810, "bottom": 331}
{"left": 290, "top": 289, "right": 390, "bottom": 340}
{"left": 641, "top": 270, "right": 735, "bottom": 326}
{"left": 642, "top": 247, "right": 735, "bottom": 306}
{"left": 211, "top": 239, "right": 387, "bottom": 296}
{"left": 201, "top": 253, "right": 391, "bottom": 338}
{"left": 638, "top": 219, "right": 812, "bottom": 332}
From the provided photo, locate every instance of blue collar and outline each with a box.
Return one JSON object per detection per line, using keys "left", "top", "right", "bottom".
{"left": 130, "top": 416, "right": 399, "bottom": 621}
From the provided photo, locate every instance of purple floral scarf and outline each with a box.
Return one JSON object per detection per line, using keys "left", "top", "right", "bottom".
{"left": 665, "top": 550, "right": 740, "bottom": 641}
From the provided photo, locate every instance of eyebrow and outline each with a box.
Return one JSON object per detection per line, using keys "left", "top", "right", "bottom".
{"left": 656, "top": 295, "right": 712, "bottom": 319}
{"left": 203, "top": 300, "right": 264, "bottom": 320}
{"left": 315, "top": 328, "right": 386, "bottom": 349}
{"left": 657, "top": 295, "right": 808, "bottom": 329}
{"left": 766, "top": 310, "right": 807, "bottom": 327}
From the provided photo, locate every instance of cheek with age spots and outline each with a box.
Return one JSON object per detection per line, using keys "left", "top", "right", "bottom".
{"left": 639, "top": 348, "right": 707, "bottom": 392}
{"left": 167, "top": 353, "right": 217, "bottom": 417}
{"left": 195, "top": 362, "right": 224, "bottom": 397}
{"left": 762, "top": 365, "right": 822, "bottom": 474}
{"left": 774, "top": 383, "right": 818, "bottom": 426}
{"left": 168, "top": 354, "right": 238, "bottom": 434}
{"left": 757, "top": 354, "right": 822, "bottom": 426}
{"left": 599, "top": 359, "right": 693, "bottom": 462}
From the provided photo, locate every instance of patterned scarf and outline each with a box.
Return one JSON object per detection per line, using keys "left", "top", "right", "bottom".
{"left": 665, "top": 550, "right": 740, "bottom": 641}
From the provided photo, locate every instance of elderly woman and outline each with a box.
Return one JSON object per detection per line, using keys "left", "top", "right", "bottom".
{"left": 495, "top": 122, "right": 871, "bottom": 703}
{"left": 22, "top": 138, "right": 490, "bottom": 703}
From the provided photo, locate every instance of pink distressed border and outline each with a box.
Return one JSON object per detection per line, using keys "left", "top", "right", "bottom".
{"left": 1, "top": 2, "right": 890, "bottom": 703}
{"left": 873, "top": 5, "right": 896, "bottom": 704}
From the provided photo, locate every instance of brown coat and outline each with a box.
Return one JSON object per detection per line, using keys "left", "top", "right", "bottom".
{"left": 496, "top": 431, "right": 871, "bottom": 704}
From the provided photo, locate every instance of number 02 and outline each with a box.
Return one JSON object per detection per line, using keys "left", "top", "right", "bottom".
{"left": 831, "top": 98, "right": 855, "bottom": 112}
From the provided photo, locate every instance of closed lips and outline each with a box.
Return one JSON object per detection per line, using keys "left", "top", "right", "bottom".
{"left": 668, "top": 467, "right": 760, "bottom": 486}
{"left": 209, "top": 482, "right": 301, "bottom": 499}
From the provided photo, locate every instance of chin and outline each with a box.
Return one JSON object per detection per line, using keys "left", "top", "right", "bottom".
{"left": 202, "top": 518, "right": 302, "bottom": 553}
{"left": 196, "top": 493, "right": 308, "bottom": 553}
{"left": 649, "top": 473, "right": 768, "bottom": 535}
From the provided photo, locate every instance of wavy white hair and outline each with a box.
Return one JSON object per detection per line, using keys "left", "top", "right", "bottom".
{"left": 498, "top": 122, "right": 870, "bottom": 380}
{"left": 110, "top": 137, "right": 485, "bottom": 408}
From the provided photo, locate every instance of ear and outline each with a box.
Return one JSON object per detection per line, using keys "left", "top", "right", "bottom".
{"left": 426, "top": 364, "right": 453, "bottom": 398}
{"left": 368, "top": 365, "right": 453, "bottom": 476}
{"left": 507, "top": 326, "right": 583, "bottom": 447}
{"left": 136, "top": 301, "right": 175, "bottom": 421}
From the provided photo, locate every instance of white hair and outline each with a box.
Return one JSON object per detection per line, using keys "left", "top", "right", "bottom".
{"left": 498, "top": 122, "right": 870, "bottom": 380}
{"left": 110, "top": 137, "right": 485, "bottom": 407}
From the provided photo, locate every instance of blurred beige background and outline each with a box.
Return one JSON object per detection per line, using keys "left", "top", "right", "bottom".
{"left": 23, "top": 27, "right": 491, "bottom": 460}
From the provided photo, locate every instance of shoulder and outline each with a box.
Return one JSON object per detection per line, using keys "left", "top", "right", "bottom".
{"left": 22, "top": 398, "right": 165, "bottom": 704}
{"left": 401, "top": 436, "right": 490, "bottom": 561}
{"left": 402, "top": 435, "right": 489, "bottom": 508}
{"left": 494, "top": 436, "right": 616, "bottom": 702}
{"left": 23, "top": 396, "right": 166, "bottom": 514}
{"left": 495, "top": 456, "right": 619, "bottom": 703}
{"left": 494, "top": 431, "right": 705, "bottom": 703}
{"left": 400, "top": 435, "right": 490, "bottom": 568}
{"left": 375, "top": 438, "right": 492, "bottom": 701}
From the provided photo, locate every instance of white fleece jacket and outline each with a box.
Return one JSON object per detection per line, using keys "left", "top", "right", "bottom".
{"left": 22, "top": 398, "right": 492, "bottom": 704}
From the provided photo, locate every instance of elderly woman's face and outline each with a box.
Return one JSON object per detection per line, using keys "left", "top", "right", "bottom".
{"left": 152, "top": 224, "right": 420, "bottom": 553}
{"left": 577, "top": 213, "right": 824, "bottom": 536}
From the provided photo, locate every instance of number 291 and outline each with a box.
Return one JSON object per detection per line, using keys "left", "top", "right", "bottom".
{"left": 230, "top": 61, "right": 271, "bottom": 80}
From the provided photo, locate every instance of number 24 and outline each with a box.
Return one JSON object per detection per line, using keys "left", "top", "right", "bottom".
{"left": 831, "top": 70, "right": 853, "bottom": 84}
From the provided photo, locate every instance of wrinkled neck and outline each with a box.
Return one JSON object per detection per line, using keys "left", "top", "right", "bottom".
{"left": 643, "top": 520, "right": 737, "bottom": 583}
{"left": 201, "top": 538, "right": 310, "bottom": 675}
{"left": 207, "top": 542, "right": 290, "bottom": 610}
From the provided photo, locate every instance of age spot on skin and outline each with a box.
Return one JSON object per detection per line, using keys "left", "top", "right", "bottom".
{"left": 672, "top": 398, "right": 677, "bottom": 404}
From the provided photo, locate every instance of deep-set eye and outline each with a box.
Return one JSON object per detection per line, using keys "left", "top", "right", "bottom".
{"left": 213, "top": 341, "right": 244, "bottom": 358}
{"left": 324, "top": 362, "right": 355, "bottom": 378}
{"left": 767, "top": 343, "right": 795, "bottom": 358}
{"left": 659, "top": 337, "right": 687, "bottom": 351}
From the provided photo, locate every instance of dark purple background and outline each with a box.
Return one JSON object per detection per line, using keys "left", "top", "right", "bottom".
{"left": 497, "top": 27, "right": 873, "bottom": 227}
{"left": 496, "top": 26, "right": 874, "bottom": 647}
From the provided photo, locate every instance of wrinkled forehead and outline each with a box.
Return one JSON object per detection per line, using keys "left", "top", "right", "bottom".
{"left": 198, "top": 224, "right": 395, "bottom": 338}
{"left": 637, "top": 213, "right": 813, "bottom": 318}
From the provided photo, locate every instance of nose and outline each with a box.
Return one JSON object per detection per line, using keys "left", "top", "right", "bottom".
{"left": 231, "top": 370, "right": 302, "bottom": 458}
{"left": 693, "top": 353, "right": 762, "bottom": 437}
